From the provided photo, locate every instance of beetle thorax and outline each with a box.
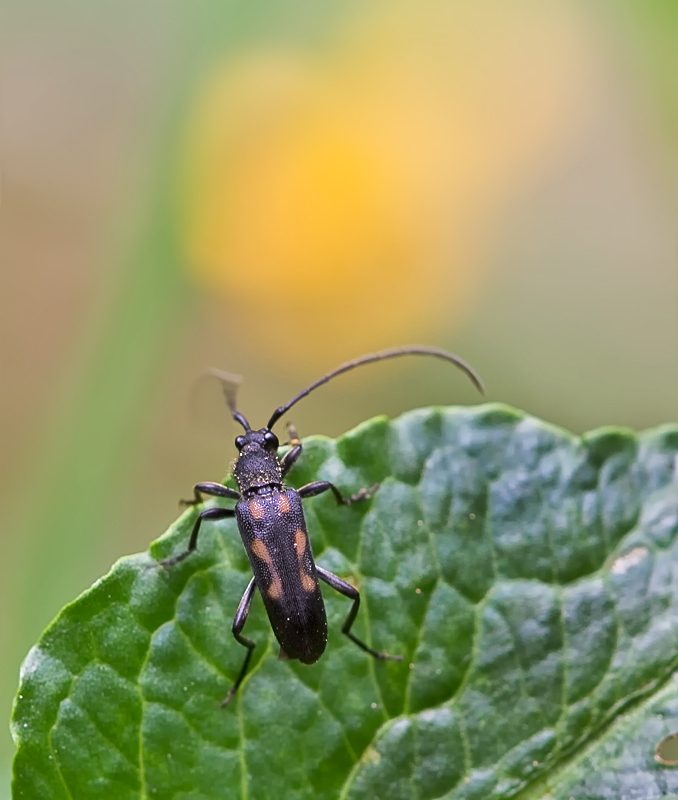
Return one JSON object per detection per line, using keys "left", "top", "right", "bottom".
{"left": 233, "top": 428, "right": 282, "bottom": 494}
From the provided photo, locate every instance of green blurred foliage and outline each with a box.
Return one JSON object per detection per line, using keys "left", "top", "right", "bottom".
{"left": 625, "top": 0, "right": 678, "bottom": 143}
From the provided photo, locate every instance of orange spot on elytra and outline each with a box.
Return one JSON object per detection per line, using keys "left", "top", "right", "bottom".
{"left": 277, "top": 494, "right": 291, "bottom": 513}
{"left": 251, "top": 537, "right": 270, "bottom": 562}
{"left": 294, "top": 528, "right": 315, "bottom": 592}
{"left": 251, "top": 537, "right": 283, "bottom": 600}
{"left": 252, "top": 537, "right": 272, "bottom": 566}
{"left": 249, "top": 499, "right": 265, "bottom": 519}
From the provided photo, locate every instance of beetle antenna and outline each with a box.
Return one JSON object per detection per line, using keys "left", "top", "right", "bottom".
{"left": 208, "top": 368, "right": 251, "bottom": 431}
{"left": 267, "top": 345, "right": 484, "bottom": 430}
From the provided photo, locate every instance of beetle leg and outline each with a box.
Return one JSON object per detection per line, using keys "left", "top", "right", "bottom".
{"left": 298, "top": 480, "right": 379, "bottom": 505}
{"left": 316, "top": 566, "right": 402, "bottom": 661}
{"left": 280, "top": 422, "right": 302, "bottom": 477}
{"left": 286, "top": 421, "right": 301, "bottom": 445}
{"left": 159, "top": 507, "right": 235, "bottom": 567}
{"left": 180, "top": 481, "right": 241, "bottom": 507}
{"left": 222, "top": 577, "right": 257, "bottom": 707}
{"left": 280, "top": 443, "right": 302, "bottom": 477}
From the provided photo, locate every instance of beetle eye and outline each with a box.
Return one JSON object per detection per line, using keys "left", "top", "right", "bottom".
{"left": 263, "top": 431, "right": 279, "bottom": 450}
{"left": 235, "top": 436, "right": 246, "bottom": 450}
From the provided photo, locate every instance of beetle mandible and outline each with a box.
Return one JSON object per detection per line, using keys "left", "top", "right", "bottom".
{"left": 159, "top": 345, "right": 484, "bottom": 705}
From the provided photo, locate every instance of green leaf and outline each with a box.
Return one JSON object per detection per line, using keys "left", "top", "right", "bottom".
{"left": 11, "top": 404, "right": 678, "bottom": 799}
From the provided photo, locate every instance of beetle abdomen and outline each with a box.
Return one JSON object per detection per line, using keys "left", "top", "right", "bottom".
{"left": 236, "top": 488, "right": 327, "bottom": 664}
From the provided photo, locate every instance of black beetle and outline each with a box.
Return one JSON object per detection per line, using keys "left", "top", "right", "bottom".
{"left": 159, "top": 345, "right": 483, "bottom": 705}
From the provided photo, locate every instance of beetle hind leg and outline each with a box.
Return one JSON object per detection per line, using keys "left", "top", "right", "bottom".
{"left": 222, "top": 577, "right": 257, "bottom": 707}
{"left": 316, "top": 566, "right": 402, "bottom": 661}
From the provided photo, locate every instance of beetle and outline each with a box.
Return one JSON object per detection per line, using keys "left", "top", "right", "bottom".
{"left": 159, "top": 345, "right": 483, "bottom": 705}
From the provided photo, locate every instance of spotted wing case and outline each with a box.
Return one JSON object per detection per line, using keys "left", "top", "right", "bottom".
{"left": 235, "top": 488, "right": 328, "bottom": 663}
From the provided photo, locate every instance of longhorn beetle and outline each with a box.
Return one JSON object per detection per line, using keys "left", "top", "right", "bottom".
{"left": 159, "top": 345, "right": 484, "bottom": 705}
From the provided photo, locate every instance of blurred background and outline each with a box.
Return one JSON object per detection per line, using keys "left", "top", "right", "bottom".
{"left": 2, "top": 0, "right": 678, "bottom": 788}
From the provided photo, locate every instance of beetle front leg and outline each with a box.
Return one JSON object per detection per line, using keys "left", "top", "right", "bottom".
{"left": 280, "top": 422, "right": 302, "bottom": 477}
{"left": 159, "top": 507, "right": 235, "bottom": 567}
{"left": 222, "top": 577, "right": 257, "bottom": 707}
{"left": 298, "top": 480, "right": 379, "bottom": 505}
{"left": 180, "top": 482, "right": 241, "bottom": 507}
{"left": 316, "top": 566, "right": 402, "bottom": 661}
{"left": 280, "top": 443, "right": 302, "bottom": 478}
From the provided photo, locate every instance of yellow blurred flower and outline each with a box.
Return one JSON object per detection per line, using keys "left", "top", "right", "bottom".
{"left": 178, "top": 0, "right": 595, "bottom": 366}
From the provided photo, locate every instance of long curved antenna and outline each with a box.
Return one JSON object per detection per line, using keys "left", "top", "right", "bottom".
{"left": 267, "top": 345, "right": 484, "bottom": 430}
{"left": 208, "top": 368, "right": 251, "bottom": 431}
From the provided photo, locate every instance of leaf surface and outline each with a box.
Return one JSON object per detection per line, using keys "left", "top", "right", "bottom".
{"left": 11, "top": 405, "right": 678, "bottom": 799}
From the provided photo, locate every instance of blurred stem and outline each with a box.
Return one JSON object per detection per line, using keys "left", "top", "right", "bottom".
{"left": 4, "top": 0, "right": 224, "bottom": 764}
